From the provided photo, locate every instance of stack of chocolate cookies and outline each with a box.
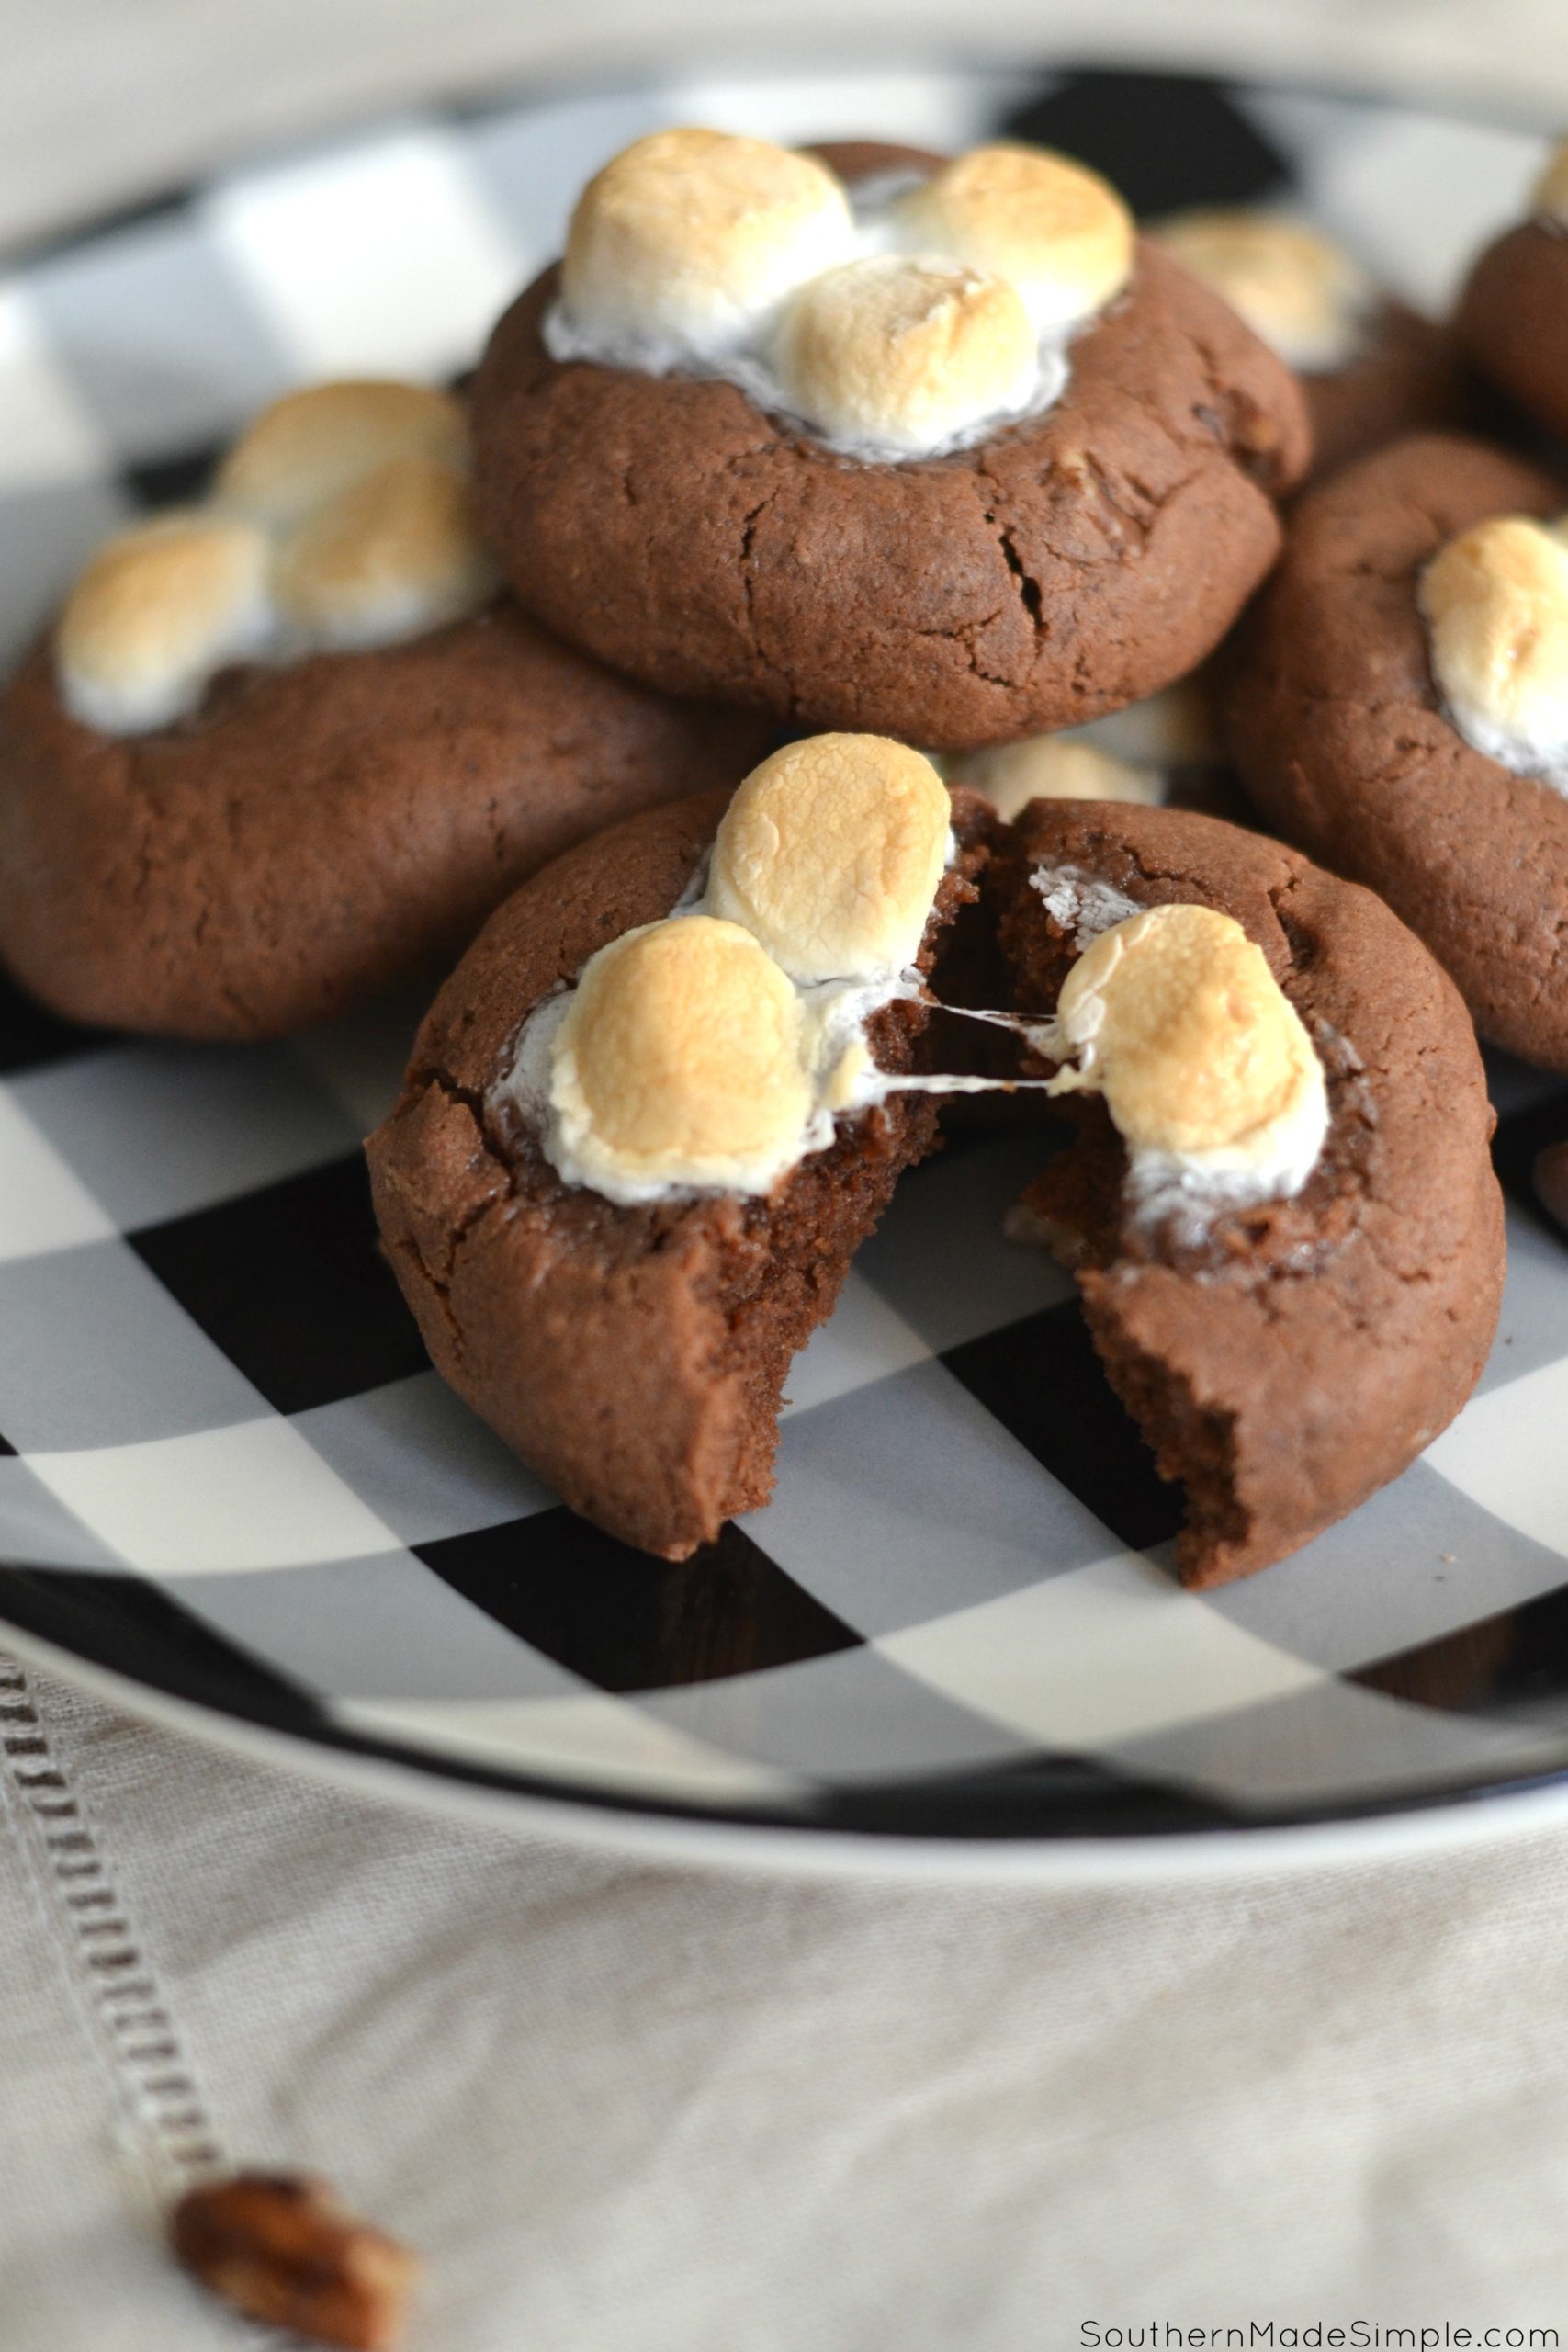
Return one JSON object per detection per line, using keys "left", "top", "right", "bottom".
{"left": 13, "top": 118, "right": 1566, "bottom": 1592}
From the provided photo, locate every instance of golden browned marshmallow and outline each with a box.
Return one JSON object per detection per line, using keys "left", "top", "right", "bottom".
{"left": 894, "top": 143, "right": 1134, "bottom": 333}
{"left": 946, "top": 735, "right": 1163, "bottom": 820}
{"left": 707, "top": 733, "right": 951, "bottom": 982}
{"left": 1419, "top": 513, "right": 1568, "bottom": 781}
{"left": 56, "top": 512, "right": 274, "bottom": 734}
{"left": 1152, "top": 209, "right": 1373, "bottom": 374}
{"left": 273, "top": 453, "right": 498, "bottom": 650}
{"left": 216, "top": 381, "right": 469, "bottom": 528}
{"left": 547, "top": 916, "right": 816, "bottom": 1201}
{"left": 1532, "top": 141, "right": 1568, "bottom": 225}
{"left": 558, "top": 128, "right": 854, "bottom": 360}
{"left": 773, "top": 254, "right": 1038, "bottom": 456}
{"left": 1046, "top": 902, "right": 1327, "bottom": 1201}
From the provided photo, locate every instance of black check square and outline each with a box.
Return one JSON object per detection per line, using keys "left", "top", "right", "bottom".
{"left": 130, "top": 1153, "right": 428, "bottom": 1415}
{"left": 416, "top": 1510, "right": 862, "bottom": 1693}
{"left": 1001, "top": 71, "right": 1291, "bottom": 216}
{"left": 941, "top": 1299, "right": 1182, "bottom": 1555}
{"left": 120, "top": 445, "right": 225, "bottom": 512}
{"left": 0, "top": 969, "right": 117, "bottom": 1077}
{"left": 1491, "top": 1086, "right": 1568, "bottom": 1227}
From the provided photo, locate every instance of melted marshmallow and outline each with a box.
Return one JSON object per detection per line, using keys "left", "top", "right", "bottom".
{"left": 1037, "top": 899, "right": 1329, "bottom": 1231}
{"left": 543, "top": 132, "right": 1132, "bottom": 463}
{"left": 492, "top": 737, "right": 954, "bottom": 1206}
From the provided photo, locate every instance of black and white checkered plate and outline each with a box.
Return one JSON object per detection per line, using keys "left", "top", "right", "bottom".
{"left": 4, "top": 62, "right": 1568, "bottom": 1866}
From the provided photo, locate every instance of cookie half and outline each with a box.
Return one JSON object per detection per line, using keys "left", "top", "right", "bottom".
{"left": 367, "top": 769, "right": 991, "bottom": 1559}
{"left": 996, "top": 797, "right": 1504, "bottom": 1587}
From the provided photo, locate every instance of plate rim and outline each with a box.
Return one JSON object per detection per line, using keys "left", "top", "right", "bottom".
{"left": 12, "top": 1611, "right": 1568, "bottom": 1883}
{"left": 6, "top": 63, "right": 1568, "bottom": 1877}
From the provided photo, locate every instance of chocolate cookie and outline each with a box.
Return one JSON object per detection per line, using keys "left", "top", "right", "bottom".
{"left": 997, "top": 797, "right": 1504, "bottom": 1587}
{"left": 0, "top": 379, "right": 766, "bottom": 1040}
{"left": 0, "top": 611, "right": 766, "bottom": 1040}
{"left": 1151, "top": 209, "right": 1478, "bottom": 486}
{"left": 470, "top": 135, "right": 1309, "bottom": 751}
{"left": 1456, "top": 144, "right": 1568, "bottom": 446}
{"left": 1223, "top": 432, "right": 1568, "bottom": 1068}
{"left": 1304, "top": 302, "right": 1479, "bottom": 481}
{"left": 1457, "top": 228, "right": 1568, "bottom": 446}
{"left": 368, "top": 739, "right": 991, "bottom": 1558}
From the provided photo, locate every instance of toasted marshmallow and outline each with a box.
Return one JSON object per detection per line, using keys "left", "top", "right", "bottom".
{"left": 1419, "top": 513, "right": 1568, "bottom": 788}
{"left": 1043, "top": 902, "right": 1327, "bottom": 1216}
{"left": 893, "top": 143, "right": 1133, "bottom": 334}
{"left": 546, "top": 916, "right": 817, "bottom": 1203}
{"left": 1532, "top": 141, "right": 1568, "bottom": 226}
{"left": 773, "top": 255, "right": 1041, "bottom": 459}
{"left": 274, "top": 453, "right": 498, "bottom": 650}
{"left": 556, "top": 129, "right": 854, "bottom": 366}
{"left": 1152, "top": 209, "right": 1374, "bottom": 374}
{"left": 216, "top": 381, "right": 469, "bottom": 528}
{"left": 707, "top": 734, "right": 951, "bottom": 982}
{"left": 947, "top": 735, "right": 1164, "bottom": 820}
{"left": 57, "top": 376, "right": 491, "bottom": 733}
{"left": 56, "top": 512, "right": 274, "bottom": 734}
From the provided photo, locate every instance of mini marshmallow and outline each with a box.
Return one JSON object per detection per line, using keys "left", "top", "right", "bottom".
{"left": 56, "top": 512, "right": 274, "bottom": 735}
{"left": 274, "top": 453, "right": 499, "bottom": 650}
{"left": 557, "top": 128, "right": 854, "bottom": 365}
{"left": 1419, "top": 513, "right": 1568, "bottom": 787}
{"left": 1043, "top": 902, "right": 1327, "bottom": 1211}
{"left": 547, "top": 916, "right": 816, "bottom": 1203}
{"left": 893, "top": 143, "right": 1134, "bottom": 333}
{"left": 706, "top": 734, "right": 951, "bottom": 983}
{"left": 1532, "top": 141, "right": 1568, "bottom": 226}
{"left": 1152, "top": 209, "right": 1374, "bottom": 374}
{"left": 216, "top": 381, "right": 469, "bottom": 528}
{"left": 773, "top": 254, "right": 1040, "bottom": 459}
{"left": 947, "top": 735, "right": 1163, "bottom": 820}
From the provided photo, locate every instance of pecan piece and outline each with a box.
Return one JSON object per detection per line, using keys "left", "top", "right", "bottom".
{"left": 169, "top": 2171, "right": 418, "bottom": 2350}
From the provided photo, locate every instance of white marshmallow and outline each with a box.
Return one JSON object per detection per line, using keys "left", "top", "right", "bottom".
{"left": 540, "top": 916, "right": 820, "bottom": 1205}
{"left": 56, "top": 512, "right": 275, "bottom": 735}
{"left": 555, "top": 128, "right": 855, "bottom": 368}
{"left": 1419, "top": 513, "right": 1568, "bottom": 791}
{"left": 1041, "top": 901, "right": 1328, "bottom": 1222}
{"left": 216, "top": 381, "right": 469, "bottom": 527}
{"left": 772, "top": 254, "right": 1043, "bottom": 461}
{"left": 706, "top": 734, "right": 952, "bottom": 982}
{"left": 273, "top": 453, "right": 499, "bottom": 651}
{"left": 947, "top": 734, "right": 1164, "bottom": 820}
{"left": 544, "top": 130, "right": 1149, "bottom": 459}
{"left": 56, "top": 377, "right": 494, "bottom": 735}
{"left": 1029, "top": 864, "right": 1145, "bottom": 950}
{"left": 892, "top": 143, "right": 1134, "bottom": 334}
{"left": 1152, "top": 209, "right": 1374, "bottom": 374}
{"left": 498, "top": 730, "right": 959, "bottom": 1206}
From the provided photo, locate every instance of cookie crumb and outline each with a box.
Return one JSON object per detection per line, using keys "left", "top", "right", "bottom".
{"left": 169, "top": 2171, "right": 418, "bottom": 2350}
